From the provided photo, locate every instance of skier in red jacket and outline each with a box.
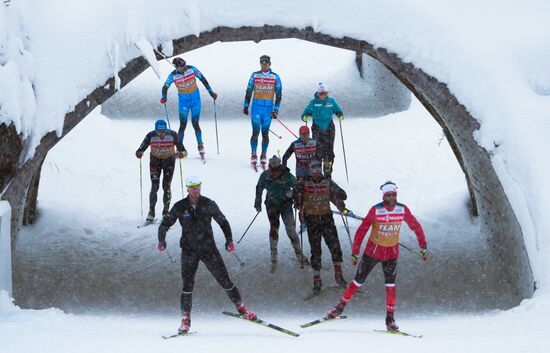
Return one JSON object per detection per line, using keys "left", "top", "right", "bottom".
{"left": 326, "top": 181, "right": 428, "bottom": 331}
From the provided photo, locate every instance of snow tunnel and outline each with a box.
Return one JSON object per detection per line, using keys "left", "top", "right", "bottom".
{"left": 3, "top": 26, "right": 534, "bottom": 314}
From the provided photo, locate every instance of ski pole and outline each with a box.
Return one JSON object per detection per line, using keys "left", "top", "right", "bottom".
{"left": 163, "top": 103, "right": 172, "bottom": 129}
{"left": 179, "top": 159, "right": 184, "bottom": 199}
{"left": 338, "top": 120, "right": 350, "bottom": 183}
{"left": 276, "top": 118, "right": 298, "bottom": 138}
{"left": 232, "top": 251, "right": 245, "bottom": 267}
{"left": 153, "top": 48, "right": 173, "bottom": 66}
{"left": 139, "top": 159, "right": 144, "bottom": 221}
{"left": 270, "top": 129, "right": 282, "bottom": 139}
{"left": 339, "top": 211, "right": 353, "bottom": 247}
{"left": 213, "top": 100, "right": 220, "bottom": 154}
{"left": 237, "top": 211, "right": 261, "bottom": 244}
{"left": 299, "top": 208, "right": 304, "bottom": 269}
{"left": 399, "top": 242, "right": 424, "bottom": 259}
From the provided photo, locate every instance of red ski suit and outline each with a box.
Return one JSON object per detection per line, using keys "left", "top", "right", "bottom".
{"left": 352, "top": 202, "right": 426, "bottom": 261}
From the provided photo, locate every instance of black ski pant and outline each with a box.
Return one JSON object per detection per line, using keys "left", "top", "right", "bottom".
{"left": 180, "top": 245, "right": 241, "bottom": 313}
{"left": 266, "top": 202, "right": 300, "bottom": 251}
{"left": 305, "top": 214, "right": 343, "bottom": 273}
{"left": 354, "top": 254, "right": 397, "bottom": 285}
{"left": 149, "top": 155, "right": 175, "bottom": 213}
{"left": 312, "top": 121, "right": 335, "bottom": 173}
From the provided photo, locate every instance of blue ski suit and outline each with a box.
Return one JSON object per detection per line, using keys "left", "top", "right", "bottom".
{"left": 244, "top": 70, "right": 282, "bottom": 154}
{"left": 162, "top": 66, "right": 214, "bottom": 144}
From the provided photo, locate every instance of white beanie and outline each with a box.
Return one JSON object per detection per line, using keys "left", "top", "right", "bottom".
{"left": 185, "top": 175, "right": 202, "bottom": 188}
{"left": 380, "top": 181, "right": 397, "bottom": 194}
{"left": 316, "top": 82, "right": 328, "bottom": 93}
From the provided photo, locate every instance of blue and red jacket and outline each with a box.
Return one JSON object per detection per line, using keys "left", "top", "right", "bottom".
{"left": 243, "top": 70, "right": 282, "bottom": 109}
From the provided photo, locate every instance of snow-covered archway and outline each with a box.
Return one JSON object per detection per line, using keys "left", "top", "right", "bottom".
{"left": 0, "top": 25, "right": 534, "bottom": 307}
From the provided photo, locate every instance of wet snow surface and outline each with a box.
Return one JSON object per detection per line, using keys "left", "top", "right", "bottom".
{"left": 7, "top": 102, "right": 545, "bottom": 352}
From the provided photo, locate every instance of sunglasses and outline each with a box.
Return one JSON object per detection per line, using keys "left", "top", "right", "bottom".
{"left": 318, "top": 92, "right": 328, "bottom": 96}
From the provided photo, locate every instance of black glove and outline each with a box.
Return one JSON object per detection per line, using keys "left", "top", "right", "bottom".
{"left": 271, "top": 110, "right": 279, "bottom": 119}
{"left": 210, "top": 91, "right": 218, "bottom": 100}
{"left": 254, "top": 198, "right": 262, "bottom": 212}
{"left": 157, "top": 241, "right": 167, "bottom": 252}
{"left": 225, "top": 241, "right": 234, "bottom": 253}
{"left": 243, "top": 107, "right": 249, "bottom": 115}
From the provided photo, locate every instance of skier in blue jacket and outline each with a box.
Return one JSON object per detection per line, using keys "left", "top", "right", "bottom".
{"left": 301, "top": 83, "right": 343, "bottom": 177}
{"left": 243, "top": 55, "right": 283, "bottom": 170}
{"left": 161, "top": 57, "right": 217, "bottom": 160}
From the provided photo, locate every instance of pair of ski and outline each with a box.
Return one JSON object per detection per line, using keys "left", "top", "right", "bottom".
{"left": 162, "top": 311, "right": 300, "bottom": 339}
{"left": 163, "top": 311, "right": 421, "bottom": 339}
{"left": 137, "top": 218, "right": 157, "bottom": 228}
{"left": 301, "top": 315, "right": 422, "bottom": 338}
{"left": 303, "top": 285, "right": 363, "bottom": 301}
{"left": 251, "top": 161, "right": 266, "bottom": 173}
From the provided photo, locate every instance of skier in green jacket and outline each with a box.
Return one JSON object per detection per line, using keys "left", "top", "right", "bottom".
{"left": 301, "top": 83, "right": 344, "bottom": 177}
{"left": 255, "top": 156, "right": 308, "bottom": 273}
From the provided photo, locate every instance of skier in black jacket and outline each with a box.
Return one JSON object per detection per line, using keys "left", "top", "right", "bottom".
{"left": 157, "top": 175, "right": 255, "bottom": 334}
{"left": 136, "top": 119, "right": 187, "bottom": 221}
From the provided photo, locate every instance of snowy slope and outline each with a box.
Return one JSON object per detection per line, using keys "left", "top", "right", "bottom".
{"left": 2, "top": 0, "right": 550, "bottom": 292}
{"left": 1, "top": 288, "right": 548, "bottom": 353}
{"left": 5, "top": 99, "right": 547, "bottom": 351}
{"left": 100, "top": 39, "right": 411, "bottom": 120}
{"left": 14, "top": 101, "right": 488, "bottom": 314}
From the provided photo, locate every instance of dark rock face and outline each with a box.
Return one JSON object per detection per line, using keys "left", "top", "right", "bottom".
{"left": 1, "top": 25, "right": 533, "bottom": 307}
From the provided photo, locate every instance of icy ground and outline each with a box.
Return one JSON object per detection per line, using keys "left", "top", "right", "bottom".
{"left": 4, "top": 99, "right": 547, "bottom": 351}
{"left": 13, "top": 99, "right": 489, "bottom": 313}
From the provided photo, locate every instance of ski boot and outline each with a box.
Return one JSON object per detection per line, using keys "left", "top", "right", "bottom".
{"left": 386, "top": 313, "right": 399, "bottom": 332}
{"left": 198, "top": 143, "right": 206, "bottom": 163}
{"left": 270, "top": 249, "right": 278, "bottom": 273}
{"left": 334, "top": 264, "right": 347, "bottom": 288}
{"left": 327, "top": 299, "right": 347, "bottom": 319}
{"left": 236, "top": 303, "right": 257, "bottom": 320}
{"left": 146, "top": 209, "right": 155, "bottom": 222}
{"left": 251, "top": 152, "right": 258, "bottom": 171}
{"left": 178, "top": 312, "right": 191, "bottom": 333}
{"left": 312, "top": 275, "right": 322, "bottom": 295}
{"left": 260, "top": 152, "right": 267, "bottom": 171}
{"left": 294, "top": 250, "right": 310, "bottom": 267}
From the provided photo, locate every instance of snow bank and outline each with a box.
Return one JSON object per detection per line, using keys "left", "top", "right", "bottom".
{"left": 0, "top": 201, "right": 12, "bottom": 296}
{"left": 1, "top": 0, "right": 550, "bottom": 293}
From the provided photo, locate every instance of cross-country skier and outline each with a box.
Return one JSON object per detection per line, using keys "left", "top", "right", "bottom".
{"left": 295, "top": 158, "right": 350, "bottom": 294}
{"left": 136, "top": 119, "right": 187, "bottom": 221}
{"left": 160, "top": 57, "right": 217, "bottom": 160}
{"left": 301, "top": 83, "right": 343, "bottom": 178}
{"left": 254, "top": 156, "right": 309, "bottom": 273}
{"left": 282, "top": 125, "right": 319, "bottom": 183}
{"left": 157, "top": 176, "right": 256, "bottom": 334}
{"left": 243, "top": 55, "right": 283, "bottom": 170}
{"left": 326, "top": 181, "right": 428, "bottom": 332}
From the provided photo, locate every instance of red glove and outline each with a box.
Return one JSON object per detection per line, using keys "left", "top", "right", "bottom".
{"left": 135, "top": 151, "right": 143, "bottom": 159}
{"left": 225, "top": 241, "right": 234, "bottom": 253}
{"left": 243, "top": 107, "right": 249, "bottom": 115}
{"left": 160, "top": 97, "right": 167, "bottom": 104}
{"left": 157, "top": 241, "right": 166, "bottom": 252}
